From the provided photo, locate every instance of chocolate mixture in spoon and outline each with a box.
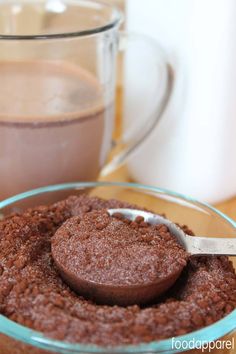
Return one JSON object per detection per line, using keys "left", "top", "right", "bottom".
{"left": 52, "top": 210, "right": 188, "bottom": 305}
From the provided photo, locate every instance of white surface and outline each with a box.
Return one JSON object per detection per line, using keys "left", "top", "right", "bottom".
{"left": 125, "top": 0, "right": 236, "bottom": 203}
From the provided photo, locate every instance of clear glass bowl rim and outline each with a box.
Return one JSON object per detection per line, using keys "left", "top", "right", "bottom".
{"left": 0, "top": 181, "right": 235, "bottom": 353}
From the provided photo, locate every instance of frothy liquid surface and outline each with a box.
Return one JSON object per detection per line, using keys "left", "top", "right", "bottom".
{"left": 0, "top": 61, "right": 103, "bottom": 123}
{"left": 0, "top": 61, "right": 113, "bottom": 199}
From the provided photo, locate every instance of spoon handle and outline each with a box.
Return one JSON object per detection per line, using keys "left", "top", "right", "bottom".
{"left": 108, "top": 208, "right": 236, "bottom": 256}
{"left": 186, "top": 235, "right": 236, "bottom": 256}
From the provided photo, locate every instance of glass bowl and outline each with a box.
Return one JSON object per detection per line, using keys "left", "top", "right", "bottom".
{"left": 0, "top": 181, "right": 235, "bottom": 354}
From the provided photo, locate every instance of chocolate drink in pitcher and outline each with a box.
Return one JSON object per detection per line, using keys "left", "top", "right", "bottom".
{"left": 0, "top": 61, "right": 114, "bottom": 200}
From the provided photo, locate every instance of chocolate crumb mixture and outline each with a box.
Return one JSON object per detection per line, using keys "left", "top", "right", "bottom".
{"left": 52, "top": 210, "right": 188, "bottom": 287}
{"left": 0, "top": 195, "right": 236, "bottom": 346}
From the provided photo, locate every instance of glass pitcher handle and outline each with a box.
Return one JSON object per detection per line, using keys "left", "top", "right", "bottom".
{"left": 101, "top": 31, "right": 173, "bottom": 177}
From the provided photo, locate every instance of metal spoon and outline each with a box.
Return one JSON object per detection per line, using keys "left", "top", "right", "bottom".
{"left": 108, "top": 208, "right": 236, "bottom": 256}
{"left": 54, "top": 208, "right": 236, "bottom": 307}
{"left": 96, "top": 208, "right": 235, "bottom": 306}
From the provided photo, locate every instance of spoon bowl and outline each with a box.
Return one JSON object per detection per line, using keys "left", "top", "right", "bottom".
{"left": 55, "top": 267, "right": 183, "bottom": 306}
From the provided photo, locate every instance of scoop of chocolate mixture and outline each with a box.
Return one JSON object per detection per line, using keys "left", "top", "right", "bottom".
{"left": 51, "top": 210, "right": 188, "bottom": 305}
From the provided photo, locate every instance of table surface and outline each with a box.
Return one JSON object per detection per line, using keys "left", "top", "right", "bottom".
{"left": 102, "top": 166, "right": 236, "bottom": 221}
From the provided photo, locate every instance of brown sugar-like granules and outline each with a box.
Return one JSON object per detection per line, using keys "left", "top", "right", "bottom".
{"left": 0, "top": 195, "right": 235, "bottom": 346}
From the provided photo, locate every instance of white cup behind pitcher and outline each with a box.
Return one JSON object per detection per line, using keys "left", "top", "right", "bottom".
{"left": 125, "top": 0, "right": 236, "bottom": 203}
